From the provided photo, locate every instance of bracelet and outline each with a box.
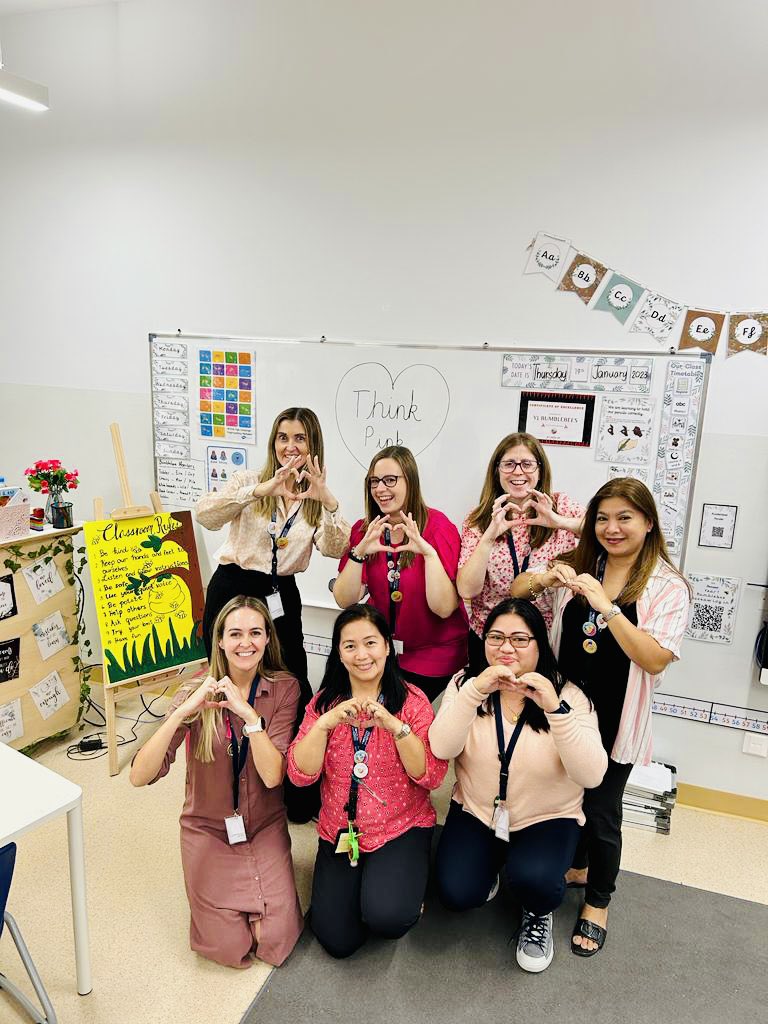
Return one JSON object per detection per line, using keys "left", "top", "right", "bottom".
{"left": 347, "top": 548, "right": 365, "bottom": 564}
{"left": 527, "top": 576, "right": 541, "bottom": 600}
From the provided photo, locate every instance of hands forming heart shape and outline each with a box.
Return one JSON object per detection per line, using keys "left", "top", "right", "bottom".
{"left": 355, "top": 513, "right": 434, "bottom": 558}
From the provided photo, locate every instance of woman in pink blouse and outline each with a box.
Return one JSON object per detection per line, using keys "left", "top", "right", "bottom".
{"left": 130, "top": 595, "right": 303, "bottom": 969}
{"left": 288, "top": 604, "right": 447, "bottom": 959}
{"left": 333, "top": 445, "right": 468, "bottom": 701}
{"left": 458, "top": 432, "right": 583, "bottom": 668}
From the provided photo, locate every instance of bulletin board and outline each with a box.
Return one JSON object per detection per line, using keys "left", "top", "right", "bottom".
{"left": 148, "top": 334, "right": 710, "bottom": 608}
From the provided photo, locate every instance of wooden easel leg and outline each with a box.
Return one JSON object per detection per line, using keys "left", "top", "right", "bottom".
{"left": 104, "top": 685, "right": 119, "bottom": 776}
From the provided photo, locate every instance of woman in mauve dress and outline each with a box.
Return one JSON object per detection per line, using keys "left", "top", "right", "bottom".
{"left": 130, "top": 594, "right": 303, "bottom": 968}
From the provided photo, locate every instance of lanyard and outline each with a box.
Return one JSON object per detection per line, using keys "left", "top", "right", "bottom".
{"left": 228, "top": 674, "right": 261, "bottom": 813}
{"left": 506, "top": 534, "right": 530, "bottom": 578}
{"left": 492, "top": 691, "right": 526, "bottom": 804}
{"left": 383, "top": 528, "right": 403, "bottom": 633}
{"left": 269, "top": 505, "right": 301, "bottom": 592}
{"left": 344, "top": 694, "right": 385, "bottom": 823}
{"left": 581, "top": 555, "right": 607, "bottom": 653}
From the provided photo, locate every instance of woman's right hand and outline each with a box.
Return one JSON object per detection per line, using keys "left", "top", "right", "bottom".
{"left": 473, "top": 664, "right": 518, "bottom": 695}
{"left": 172, "top": 676, "right": 219, "bottom": 722}
{"left": 352, "top": 515, "right": 391, "bottom": 557}
{"left": 482, "top": 495, "right": 517, "bottom": 543}
{"left": 542, "top": 560, "right": 577, "bottom": 590}
{"left": 254, "top": 456, "right": 304, "bottom": 501}
{"left": 316, "top": 697, "right": 368, "bottom": 733}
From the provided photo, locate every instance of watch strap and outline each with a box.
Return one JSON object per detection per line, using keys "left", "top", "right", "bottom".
{"left": 243, "top": 716, "right": 266, "bottom": 735}
{"left": 394, "top": 722, "right": 412, "bottom": 741}
{"left": 550, "top": 700, "right": 572, "bottom": 715}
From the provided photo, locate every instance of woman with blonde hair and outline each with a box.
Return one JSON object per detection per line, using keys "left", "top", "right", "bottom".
{"left": 530, "top": 478, "right": 691, "bottom": 958}
{"left": 130, "top": 595, "right": 303, "bottom": 968}
{"left": 459, "top": 432, "right": 583, "bottom": 667}
{"left": 333, "top": 446, "right": 468, "bottom": 701}
{"left": 196, "top": 406, "right": 350, "bottom": 820}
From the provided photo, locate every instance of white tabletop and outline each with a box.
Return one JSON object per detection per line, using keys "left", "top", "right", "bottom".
{"left": 0, "top": 741, "right": 82, "bottom": 844}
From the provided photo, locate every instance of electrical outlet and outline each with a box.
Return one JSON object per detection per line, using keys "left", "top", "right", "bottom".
{"left": 742, "top": 733, "right": 768, "bottom": 758}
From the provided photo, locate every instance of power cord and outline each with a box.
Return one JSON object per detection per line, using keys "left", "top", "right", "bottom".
{"left": 66, "top": 687, "right": 170, "bottom": 760}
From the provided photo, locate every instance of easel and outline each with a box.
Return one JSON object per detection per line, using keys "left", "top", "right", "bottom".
{"left": 92, "top": 423, "right": 207, "bottom": 775}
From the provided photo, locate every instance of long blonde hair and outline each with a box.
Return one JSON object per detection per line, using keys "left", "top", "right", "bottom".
{"left": 363, "top": 446, "right": 429, "bottom": 570}
{"left": 467, "top": 433, "right": 556, "bottom": 549}
{"left": 563, "top": 478, "right": 691, "bottom": 605}
{"left": 251, "top": 407, "right": 325, "bottom": 528}
{"left": 193, "top": 595, "right": 286, "bottom": 762}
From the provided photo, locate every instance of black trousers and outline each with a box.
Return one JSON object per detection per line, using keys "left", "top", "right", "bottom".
{"left": 571, "top": 758, "right": 634, "bottom": 909}
{"left": 310, "top": 827, "right": 433, "bottom": 959}
{"left": 436, "top": 801, "right": 581, "bottom": 916}
{"left": 202, "top": 562, "right": 320, "bottom": 823}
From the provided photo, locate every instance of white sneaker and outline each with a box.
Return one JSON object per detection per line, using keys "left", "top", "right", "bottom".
{"left": 516, "top": 909, "right": 554, "bottom": 973}
{"left": 486, "top": 874, "right": 500, "bottom": 902}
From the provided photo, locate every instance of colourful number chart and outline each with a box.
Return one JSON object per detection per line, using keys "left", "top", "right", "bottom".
{"left": 198, "top": 349, "right": 256, "bottom": 443}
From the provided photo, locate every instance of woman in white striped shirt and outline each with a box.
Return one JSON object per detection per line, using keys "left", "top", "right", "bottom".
{"left": 524, "top": 479, "right": 691, "bottom": 957}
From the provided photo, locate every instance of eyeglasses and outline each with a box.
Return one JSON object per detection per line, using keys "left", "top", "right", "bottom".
{"left": 368, "top": 475, "right": 403, "bottom": 490}
{"left": 499, "top": 459, "right": 539, "bottom": 473}
{"left": 485, "top": 631, "right": 536, "bottom": 649}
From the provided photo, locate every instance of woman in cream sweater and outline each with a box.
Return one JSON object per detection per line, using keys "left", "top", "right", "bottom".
{"left": 429, "top": 598, "right": 606, "bottom": 974}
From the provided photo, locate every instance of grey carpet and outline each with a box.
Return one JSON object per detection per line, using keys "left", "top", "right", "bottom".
{"left": 241, "top": 867, "right": 767, "bottom": 1024}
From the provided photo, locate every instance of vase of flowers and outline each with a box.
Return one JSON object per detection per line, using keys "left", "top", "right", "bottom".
{"left": 24, "top": 460, "right": 79, "bottom": 526}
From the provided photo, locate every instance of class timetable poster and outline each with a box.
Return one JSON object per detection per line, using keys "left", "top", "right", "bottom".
{"left": 84, "top": 511, "right": 206, "bottom": 684}
{"left": 198, "top": 348, "right": 255, "bottom": 443}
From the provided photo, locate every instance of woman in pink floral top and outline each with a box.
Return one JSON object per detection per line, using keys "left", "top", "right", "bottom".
{"left": 287, "top": 604, "right": 447, "bottom": 958}
{"left": 458, "top": 432, "right": 583, "bottom": 666}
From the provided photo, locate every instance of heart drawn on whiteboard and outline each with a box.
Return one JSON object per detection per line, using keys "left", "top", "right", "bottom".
{"left": 335, "top": 362, "right": 451, "bottom": 468}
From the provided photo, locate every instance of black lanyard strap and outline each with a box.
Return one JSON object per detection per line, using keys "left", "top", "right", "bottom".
{"left": 228, "top": 674, "right": 261, "bottom": 813}
{"left": 506, "top": 534, "right": 530, "bottom": 578}
{"left": 269, "top": 505, "right": 301, "bottom": 592}
{"left": 492, "top": 690, "right": 526, "bottom": 803}
{"left": 585, "top": 554, "right": 607, "bottom": 629}
{"left": 345, "top": 725, "right": 374, "bottom": 823}
{"left": 383, "top": 528, "right": 402, "bottom": 634}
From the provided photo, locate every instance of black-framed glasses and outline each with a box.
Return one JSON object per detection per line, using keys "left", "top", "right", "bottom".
{"left": 499, "top": 459, "right": 539, "bottom": 473}
{"left": 485, "top": 631, "right": 536, "bottom": 649}
{"left": 367, "top": 475, "right": 403, "bottom": 490}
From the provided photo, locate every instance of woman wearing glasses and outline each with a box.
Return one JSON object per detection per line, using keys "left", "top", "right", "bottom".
{"left": 429, "top": 598, "right": 606, "bottom": 974}
{"left": 458, "top": 433, "right": 583, "bottom": 668}
{"left": 333, "top": 446, "right": 468, "bottom": 701}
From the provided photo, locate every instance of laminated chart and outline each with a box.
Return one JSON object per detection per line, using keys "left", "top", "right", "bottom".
{"left": 198, "top": 348, "right": 256, "bottom": 443}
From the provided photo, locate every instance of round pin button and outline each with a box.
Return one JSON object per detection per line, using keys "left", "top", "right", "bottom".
{"left": 595, "top": 614, "right": 607, "bottom": 630}
{"left": 353, "top": 750, "right": 368, "bottom": 764}
{"left": 353, "top": 762, "right": 369, "bottom": 779}
{"left": 582, "top": 638, "right": 598, "bottom": 654}
{"left": 276, "top": 537, "right": 289, "bottom": 548}
{"left": 391, "top": 590, "right": 403, "bottom": 603}
{"left": 582, "top": 621, "right": 597, "bottom": 637}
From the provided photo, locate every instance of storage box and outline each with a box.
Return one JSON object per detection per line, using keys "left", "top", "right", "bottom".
{"left": 0, "top": 497, "right": 30, "bottom": 542}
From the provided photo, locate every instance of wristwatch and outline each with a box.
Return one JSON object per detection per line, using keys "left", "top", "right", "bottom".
{"left": 394, "top": 723, "right": 412, "bottom": 741}
{"left": 550, "top": 700, "right": 572, "bottom": 715}
{"left": 243, "top": 716, "right": 266, "bottom": 735}
{"left": 601, "top": 604, "right": 622, "bottom": 624}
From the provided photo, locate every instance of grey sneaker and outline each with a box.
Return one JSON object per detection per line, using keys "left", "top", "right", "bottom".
{"left": 516, "top": 909, "right": 554, "bottom": 973}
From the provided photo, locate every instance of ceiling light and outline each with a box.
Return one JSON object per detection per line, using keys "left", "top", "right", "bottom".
{"left": 0, "top": 40, "right": 49, "bottom": 112}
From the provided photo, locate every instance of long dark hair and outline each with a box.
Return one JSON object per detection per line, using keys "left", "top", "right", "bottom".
{"left": 461, "top": 598, "right": 570, "bottom": 733}
{"left": 314, "top": 604, "right": 408, "bottom": 715}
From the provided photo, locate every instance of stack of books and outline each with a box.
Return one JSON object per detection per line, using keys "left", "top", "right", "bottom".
{"left": 622, "top": 761, "right": 677, "bottom": 834}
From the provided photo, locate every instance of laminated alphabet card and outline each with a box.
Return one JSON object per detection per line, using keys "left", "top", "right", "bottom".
{"left": 32, "top": 611, "right": 70, "bottom": 661}
{"left": 596, "top": 397, "right": 654, "bottom": 464}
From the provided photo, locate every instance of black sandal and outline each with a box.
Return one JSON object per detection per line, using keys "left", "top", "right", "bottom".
{"left": 571, "top": 917, "right": 607, "bottom": 957}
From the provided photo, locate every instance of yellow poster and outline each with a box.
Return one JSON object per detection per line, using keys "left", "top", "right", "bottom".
{"left": 83, "top": 511, "right": 206, "bottom": 684}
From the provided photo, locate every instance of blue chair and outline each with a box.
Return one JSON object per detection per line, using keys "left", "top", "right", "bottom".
{"left": 0, "top": 842, "right": 58, "bottom": 1024}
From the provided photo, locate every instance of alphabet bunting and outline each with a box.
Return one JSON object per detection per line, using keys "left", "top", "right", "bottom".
{"left": 523, "top": 232, "right": 574, "bottom": 283}
{"left": 727, "top": 312, "right": 768, "bottom": 358}
{"left": 629, "top": 292, "right": 685, "bottom": 342}
{"left": 677, "top": 309, "right": 726, "bottom": 354}
{"left": 593, "top": 272, "right": 645, "bottom": 325}
{"left": 557, "top": 253, "right": 608, "bottom": 305}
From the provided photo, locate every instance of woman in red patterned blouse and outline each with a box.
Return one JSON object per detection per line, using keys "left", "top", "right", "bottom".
{"left": 287, "top": 604, "right": 447, "bottom": 958}
{"left": 458, "top": 432, "right": 584, "bottom": 668}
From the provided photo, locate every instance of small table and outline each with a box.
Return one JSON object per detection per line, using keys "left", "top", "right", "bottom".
{"left": 0, "top": 742, "right": 92, "bottom": 996}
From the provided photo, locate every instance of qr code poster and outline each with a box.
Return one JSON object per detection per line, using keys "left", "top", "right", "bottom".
{"left": 685, "top": 574, "right": 740, "bottom": 645}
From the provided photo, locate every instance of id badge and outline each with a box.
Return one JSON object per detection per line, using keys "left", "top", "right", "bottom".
{"left": 266, "top": 591, "right": 284, "bottom": 619}
{"left": 225, "top": 813, "right": 247, "bottom": 845}
{"left": 492, "top": 803, "right": 510, "bottom": 842}
{"left": 393, "top": 639, "right": 404, "bottom": 655}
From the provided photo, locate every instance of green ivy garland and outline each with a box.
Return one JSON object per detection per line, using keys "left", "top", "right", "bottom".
{"left": 3, "top": 531, "right": 94, "bottom": 747}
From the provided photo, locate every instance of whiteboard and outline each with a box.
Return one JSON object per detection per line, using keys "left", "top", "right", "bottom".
{"left": 149, "top": 334, "right": 710, "bottom": 609}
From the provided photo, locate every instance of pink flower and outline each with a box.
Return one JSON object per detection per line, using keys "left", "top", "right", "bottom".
{"left": 40, "top": 482, "right": 49, "bottom": 494}
{"left": 49, "top": 459, "right": 62, "bottom": 469}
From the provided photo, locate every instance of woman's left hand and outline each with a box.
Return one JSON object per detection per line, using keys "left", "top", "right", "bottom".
{"left": 359, "top": 698, "right": 405, "bottom": 736}
{"left": 203, "top": 676, "right": 259, "bottom": 724}
{"left": 569, "top": 573, "right": 613, "bottom": 615}
{"left": 386, "top": 512, "right": 434, "bottom": 557}
{"left": 509, "top": 671, "right": 560, "bottom": 714}
{"left": 519, "top": 489, "right": 562, "bottom": 529}
{"left": 297, "top": 455, "right": 338, "bottom": 510}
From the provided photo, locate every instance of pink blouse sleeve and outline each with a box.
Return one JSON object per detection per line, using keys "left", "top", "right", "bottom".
{"left": 641, "top": 572, "right": 691, "bottom": 662}
{"left": 458, "top": 518, "right": 481, "bottom": 569}
{"left": 428, "top": 512, "right": 462, "bottom": 582}
{"left": 403, "top": 688, "right": 449, "bottom": 791}
{"left": 286, "top": 696, "right": 323, "bottom": 786}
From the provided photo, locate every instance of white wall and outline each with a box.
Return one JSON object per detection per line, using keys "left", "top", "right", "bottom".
{"left": 1, "top": 0, "right": 766, "bottom": 798}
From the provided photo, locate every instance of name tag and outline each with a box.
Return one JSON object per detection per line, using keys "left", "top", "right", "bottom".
{"left": 266, "top": 592, "right": 284, "bottom": 619}
{"left": 393, "top": 639, "right": 404, "bottom": 655}
{"left": 225, "top": 813, "right": 247, "bottom": 845}
{"left": 492, "top": 804, "right": 510, "bottom": 842}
